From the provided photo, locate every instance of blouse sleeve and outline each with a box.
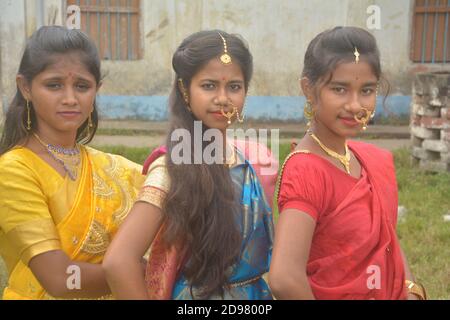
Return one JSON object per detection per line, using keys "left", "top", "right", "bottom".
{"left": 0, "top": 156, "right": 61, "bottom": 265}
{"left": 277, "top": 153, "right": 328, "bottom": 222}
{"left": 136, "top": 156, "right": 169, "bottom": 210}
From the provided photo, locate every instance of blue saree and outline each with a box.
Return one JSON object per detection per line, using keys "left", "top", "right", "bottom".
{"left": 171, "top": 149, "right": 274, "bottom": 300}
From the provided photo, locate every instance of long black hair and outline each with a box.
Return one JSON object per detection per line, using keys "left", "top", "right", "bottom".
{"left": 0, "top": 25, "right": 101, "bottom": 155}
{"left": 162, "top": 30, "right": 253, "bottom": 299}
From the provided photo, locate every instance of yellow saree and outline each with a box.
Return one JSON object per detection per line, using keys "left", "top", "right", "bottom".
{"left": 0, "top": 146, "right": 144, "bottom": 299}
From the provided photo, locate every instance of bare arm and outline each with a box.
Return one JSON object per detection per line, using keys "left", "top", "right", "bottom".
{"left": 269, "top": 209, "right": 316, "bottom": 299}
{"left": 102, "top": 201, "right": 163, "bottom": 300}
{"left": 29, "top": 250, "right": 110, "bottom": 299}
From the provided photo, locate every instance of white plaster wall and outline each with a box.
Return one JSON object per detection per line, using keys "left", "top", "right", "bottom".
{"left": 1, "top": 0, "right": 449, "bottom": 108}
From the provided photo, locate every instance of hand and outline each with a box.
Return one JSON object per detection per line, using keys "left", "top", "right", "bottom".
{"left": 407, "top": 293, "right": 420, "bottom": 300}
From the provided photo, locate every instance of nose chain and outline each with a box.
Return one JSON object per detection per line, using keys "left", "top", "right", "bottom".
{"left": 217, "top": 99, "right": 244, "bottom": 124}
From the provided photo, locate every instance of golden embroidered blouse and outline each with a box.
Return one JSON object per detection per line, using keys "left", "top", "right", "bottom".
{"left": 0, "top": 146, "right": 145, "bottom": 299}
{"left": 137, "top": 155, "right": 169, "bottom": 209}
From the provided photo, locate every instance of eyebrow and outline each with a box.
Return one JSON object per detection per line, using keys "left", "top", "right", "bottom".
{"left": 41, "top": 75, "right": 94, "bottom": 82}
{"left": 200, "top": 78, "right": 244, "bottom": 83}
{"left": 329, "top": 80, "right": 377, "bottom": 87}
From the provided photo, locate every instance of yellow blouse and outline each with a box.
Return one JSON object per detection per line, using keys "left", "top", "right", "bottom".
{"left": 0, "top": 146, "right": 143, "bottom": 277}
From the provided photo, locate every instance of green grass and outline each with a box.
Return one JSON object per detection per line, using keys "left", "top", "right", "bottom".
{"left": 95, "top": 128, "right": 164, "bottom": 136}
{"left": 1, "top": 144, "right": 449, "bottom": 299}
{"left": 393, "top": 148, "right": 450, "bottom": 299}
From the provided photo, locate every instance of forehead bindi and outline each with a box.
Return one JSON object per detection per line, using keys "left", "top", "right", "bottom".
{"left": 331, "top": 61, "right": 377, "bottom": 84}
{"left": 194, "top": 58, "right": 244, "bottom": 82}
{"left": 39, "top": 55, "right": 95, "bottom": 82}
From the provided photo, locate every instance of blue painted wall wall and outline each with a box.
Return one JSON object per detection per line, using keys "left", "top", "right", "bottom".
{"left": 97, "top": 95, "right": 412, "bottom": 121}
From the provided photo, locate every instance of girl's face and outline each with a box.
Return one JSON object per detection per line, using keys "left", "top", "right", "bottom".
{"left": 309, "top": 61, "right": 378, "bottom": 139}
{"left": 18, "top": 53, "right": 99, "bottom": 139}
{"left": 188, "top": 57, "right": 246, "bottom": 133}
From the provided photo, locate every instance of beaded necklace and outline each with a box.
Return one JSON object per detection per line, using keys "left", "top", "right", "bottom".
{"left": 33, "top": 133, "right": 80, "bottom": 180}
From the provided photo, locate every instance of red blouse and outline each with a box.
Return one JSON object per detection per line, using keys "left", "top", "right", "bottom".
{"left": 278, "top": 141, "right": 406, "bottom": 300}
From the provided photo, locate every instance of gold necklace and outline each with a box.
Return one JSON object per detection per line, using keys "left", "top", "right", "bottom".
{"left": 33, "top": 133, "right": 81, "bottom": 180}
{"left": 224, "top": 144, "right": 237, "bottom": 168}
{"left": 309, "top": 132, "right": 351, "bottom": 174}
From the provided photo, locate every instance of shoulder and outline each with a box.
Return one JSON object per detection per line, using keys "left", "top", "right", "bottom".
{"left": 142, "top": 155, "right": 169, "bottom": 192}
{"left": 0, "top": 147, "right": 37, "bottom": 175}
{"left": 146, "top": 155, "right": 167, "bottom": 173}
{"left": 281, "top": 150, "right": 330, "bottom": 178}
{"left": 234, "top": 139, "right": 276, "bottom": 165}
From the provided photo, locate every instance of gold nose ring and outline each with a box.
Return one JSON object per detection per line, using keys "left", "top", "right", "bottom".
{"left": 354, "top": 107, "right": 373, "bottom": 130}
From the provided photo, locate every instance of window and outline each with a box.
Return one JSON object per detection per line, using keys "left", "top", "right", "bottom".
{"left": 411, "top": 0, "right": 450, "bottom": 63}
{"left": 66, "top": 0, "right": 141, "bottom": 60}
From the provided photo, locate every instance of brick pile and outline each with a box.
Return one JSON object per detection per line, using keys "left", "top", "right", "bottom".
{"left": 411, "top": 72, "right": 450, "bottom": 172}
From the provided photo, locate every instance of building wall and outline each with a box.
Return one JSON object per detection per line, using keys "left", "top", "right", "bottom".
{"left": 0, "top": 0, "right": 448, "bottom": 121}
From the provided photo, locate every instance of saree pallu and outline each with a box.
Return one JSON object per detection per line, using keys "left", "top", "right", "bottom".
{"left": 279, "top": 141, "right": 406, "bottom": 300}
{"left": 2, "top": 146, "right": 144, "bottom": 299}
{"left": 144, "top": 146, "right": 275, "bottom": 300}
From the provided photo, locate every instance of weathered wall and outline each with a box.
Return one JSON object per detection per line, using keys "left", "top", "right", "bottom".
{"left": 0, "top": 0, "right": 26, "bottom": 120}
{"left": 0, "top": 0, "right": 448, "bottom": 121}
{"left": 0, "top": 0, "right": 63, "bottom": 119}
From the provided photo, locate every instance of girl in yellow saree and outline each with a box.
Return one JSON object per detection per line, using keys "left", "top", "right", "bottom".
{"left": 0, "top": 26, "right": 144, "bottom": 299}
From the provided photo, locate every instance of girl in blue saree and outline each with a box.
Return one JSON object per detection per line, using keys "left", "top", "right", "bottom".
{"left": 103, "top": 30, "right": 276, "bottom": 300}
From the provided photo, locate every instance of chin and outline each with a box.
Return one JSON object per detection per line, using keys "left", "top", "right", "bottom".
{"left": 345, "top": 130, "right": 361, "bottom": 138}
{"left": 56, "top": 124, "right": 83, "bottom": 133}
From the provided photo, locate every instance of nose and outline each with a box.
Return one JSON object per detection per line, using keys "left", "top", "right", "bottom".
{"left": 62, "top": 87, "right": 77, "bottom": 106}
{"left": 215, "top": 87, "right": 230, "bottom": 107}
{"left": 345, "top": 92, "right": 363, "bottom": 113}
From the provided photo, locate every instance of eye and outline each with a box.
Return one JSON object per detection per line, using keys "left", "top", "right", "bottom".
{"left": 46, "top": 83, "right": 62, "bottom": 89}
{"left": 76, "top": 83, "right": 91, "bottom": 91}
{"left": 201, "top": 83, "right": 215, "bottom": 90}
{"left": 362, "top": 87, "right": 375, "bottom": 95}
{"left": 332, "top": 87, "right": 346, "bottom": 94}
{"left": 229, "top": 84, "right": 243, "bottom": 91}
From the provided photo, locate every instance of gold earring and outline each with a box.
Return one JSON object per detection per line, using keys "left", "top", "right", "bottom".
{"left": 178, "top": 78, "right": 192, "bottom": 112}
{"left": 26, "top": 100, "right": 31, "bottom": 131}
{"left": 87, "top": 112, "right": 93, "bottom": 136}
{"left": 303, "top": 100, "right": 314, "bottom": 129}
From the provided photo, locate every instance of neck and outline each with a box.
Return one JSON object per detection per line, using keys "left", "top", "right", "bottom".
{"left": 309, "top": 123, "right": 347, "bottom": 155}
{"left": 34, "top": 128, "right": 77, "bottom": 149}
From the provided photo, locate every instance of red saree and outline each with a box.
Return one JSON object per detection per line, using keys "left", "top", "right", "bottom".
{"left": 278, "top": 141, "right": 406, "bottom": 300}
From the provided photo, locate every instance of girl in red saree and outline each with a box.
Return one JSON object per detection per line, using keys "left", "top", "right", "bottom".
{"left": 269, "top": 26, "right": 426, "bottom": 300}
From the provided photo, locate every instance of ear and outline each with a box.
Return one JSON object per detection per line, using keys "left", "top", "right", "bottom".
{"left": 16, "top": 75, "right": 32, "bottom": 101}
{"left": 300, "top": 77, "right": 315, "bottom": 104}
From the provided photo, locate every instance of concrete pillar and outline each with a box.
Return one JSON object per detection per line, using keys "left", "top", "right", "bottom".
{"left": 411, "top": 72, "right": 450, "bottom": 172}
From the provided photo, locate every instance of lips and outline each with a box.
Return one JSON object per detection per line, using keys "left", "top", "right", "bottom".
{"left": 210, "top": 111, "right": 225, "bottom": 119}
{"left": 57, "top": 111, "right": 82, "bottom": 119}
{"left": 339, "top": 117, "right": 359, "bottom": 127}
